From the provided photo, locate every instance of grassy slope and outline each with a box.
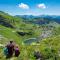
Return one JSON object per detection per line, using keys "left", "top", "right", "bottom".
{"left": 0, "top": 11, "right": 60, "bottom": 60}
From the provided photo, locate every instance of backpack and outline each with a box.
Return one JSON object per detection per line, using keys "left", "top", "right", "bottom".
{"left": 4, "top": 47, "right": 8, "bottom": 56}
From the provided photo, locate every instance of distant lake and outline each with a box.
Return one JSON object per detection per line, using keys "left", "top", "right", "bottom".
{"left": 24, "top": 38, "right": 38, "bottom": 45}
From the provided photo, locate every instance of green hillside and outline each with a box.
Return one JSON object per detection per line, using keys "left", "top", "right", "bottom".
{"left": 0, "top": 11, "right": 60, "bottom": 60}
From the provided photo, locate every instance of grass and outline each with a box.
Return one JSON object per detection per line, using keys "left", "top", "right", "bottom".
{"left": 0, "top": 11, "right": 60, "bottom": 60}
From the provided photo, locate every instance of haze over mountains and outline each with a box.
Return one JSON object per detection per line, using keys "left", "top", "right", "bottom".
{"left": 15, "top": 15, "right": 60, "bottom": 24}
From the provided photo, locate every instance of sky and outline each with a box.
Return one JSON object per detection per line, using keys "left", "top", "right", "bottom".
{"left": 0, "top": 0, "right": 60, "bottom": 16}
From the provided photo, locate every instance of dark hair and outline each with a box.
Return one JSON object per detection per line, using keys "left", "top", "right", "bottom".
{"left": 10, "top": 41, "right": 13, "bottom": 43}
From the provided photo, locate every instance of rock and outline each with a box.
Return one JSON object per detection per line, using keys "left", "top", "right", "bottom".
{"left": 34, "top": 51, "right": 42, "bottom": 60}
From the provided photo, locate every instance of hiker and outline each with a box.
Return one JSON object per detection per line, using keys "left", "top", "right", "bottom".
{"left": 34, "top": 51, "right": 42, "bottom": 60}
{"left": 6, "top": 41, "right": 15, "bottom": 58}
{"left": 14, "top": 45, "right": 20, "bottom": 57}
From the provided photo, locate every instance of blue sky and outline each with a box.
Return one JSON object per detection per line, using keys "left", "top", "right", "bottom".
{"left": 0, "top": 0, "right": 60, "bottom": 15}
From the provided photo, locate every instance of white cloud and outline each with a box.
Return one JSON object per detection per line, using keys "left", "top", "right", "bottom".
{"left": 18, "top": 3, "right": 29, "bottom": 9}
{"left": 37, "top": 3, "right": 46, "bottom": 9}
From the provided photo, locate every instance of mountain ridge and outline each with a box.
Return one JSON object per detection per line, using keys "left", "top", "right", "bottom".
{"left": 15, "top": 15, "right": 60, "bottom": 24}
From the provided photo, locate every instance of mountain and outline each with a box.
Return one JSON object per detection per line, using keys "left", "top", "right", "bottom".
{"left": 15, "top": 15, "right": 36, "bottom": 19}
{"left": 15, "top": 15, "right": 60, "bottom": 24}
{"left": 0, "top": 11, "right": 24, "bottom": 28}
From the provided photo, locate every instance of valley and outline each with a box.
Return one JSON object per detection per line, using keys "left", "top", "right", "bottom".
{"left": 0, "top": 11, "right": 60, "bottom": 60}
